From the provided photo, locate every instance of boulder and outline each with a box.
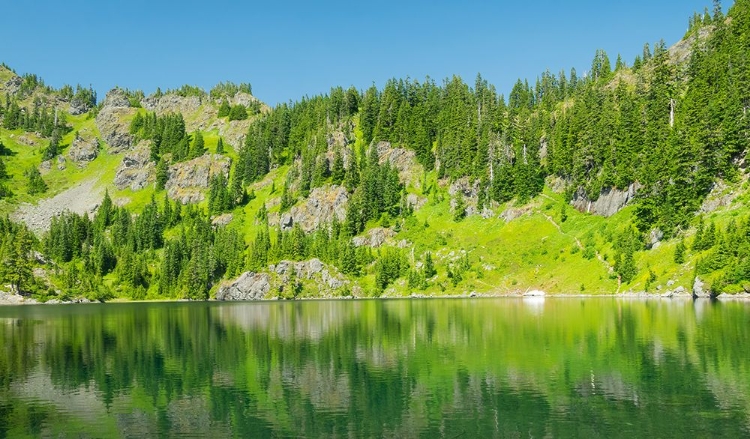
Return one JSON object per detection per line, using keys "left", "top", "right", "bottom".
{"left": 0, "top": 290, "right": 38, "bottom": 304}
{"left": 211, "top": 213, "right": 233, "bottom": 227}
{"left": 524, "top": 290, "right": 546, "bottom": 297}
{"left": 14, "top": 135, "right": 37, "bottom": 146}
{"left": 406, "top": 193, "right": 428, "bottom": 211}
{"left": 114, "top": 141, "right": 154, "bottom": 190}
{"left": 56, "top": 155, "right": 66, "bottom": 171}
{"left": 216, "top": 272, "right": 271, "bottom": 301}
{"left": 693, "top": 277, "right": 711, "bottom": 298}
{"left": 67, "top": 134, "right": 99, "bottom": 165}
{"left": 166, "top": 154, "right": 231, "bottom": 204}
{"left": 649, "top": 228, "right": 664, "bottom": 249}
{"left": 39, "top": 160, "right": 52, "bottom": 173}
{"left": 571, "top": 183, "right": 640, "bottom": 217}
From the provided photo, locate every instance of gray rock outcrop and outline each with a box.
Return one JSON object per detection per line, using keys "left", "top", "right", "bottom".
{"left": 0, "top": 290, "right": 38, "bottom": 304}
{"left": 229, "top": 92, "right": 258, "bottom": 108}
{"left": 141, "top": 94, "right": 202, "bottom": 115}
{"left": 500, "top": 204, "right": 533, "bottom": 222}
{"left": 68, "top": 98, "right": 91, "bottom": 116}
{"left": 114, "top": 141, "right": 154, "bottom": 190}
{"left": 4, "top": 75, "right": 23, "bottom": 95}
{"left": 376, "top": 141, "right": 424, "bottom": 188}
{"left": 571, "top": 183, "right": 640, "bottom": 217}
{"left": 216, "top": 272, "right": 271, "bottom": 301}
{"left": 96, "top": 88, "right": 135, "bottom": 152}
{"left": 212, "top": 213, "right": 234, "bottom": 227}
{"left": 280, "top": 185, "right": 348, "bottom": 232}
{"left": 39, "top": 160, "right": 51, "bottom": 173}
{"left": 701, "top": 180, "right": 738, "bottom": 213}
{"left": 166, "top": 154, "right": 231, "bottom": 204}
{"left": 67, "top": 134, "right": 99, "bottom": 166}
{"left": 353, "top": 227, "right": 395, "bottom": 248}
{"left": 272, "top": 258, "right": 347, "bottom": 291}
{"left": 406, "top": 193, "right": 428, "bottom": 211}
{"left": 449, "top": 177, "right": 483, "bottom": 216}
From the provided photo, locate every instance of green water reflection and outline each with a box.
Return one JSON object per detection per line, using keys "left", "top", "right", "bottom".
{"left": 1, "top": 298, "right": 749, "bottom": 438}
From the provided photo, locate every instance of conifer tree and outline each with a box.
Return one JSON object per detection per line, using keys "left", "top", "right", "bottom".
{"left": 331, "top": 149, "right": 345, "bottom": 185}
{"left": 156, "top": 158, "right": 169, "bottom": 190}
{"left": 218, "top": 99, "right": 231, "bottom": 118}
{"left": 189, "top": 131, "right": 206, "bottom": 159}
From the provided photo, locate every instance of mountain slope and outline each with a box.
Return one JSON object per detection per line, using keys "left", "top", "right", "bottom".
{"left": 1, "top": 2, "right": 750, "bottom": 302}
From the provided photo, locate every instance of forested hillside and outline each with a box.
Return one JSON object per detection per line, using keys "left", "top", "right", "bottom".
{"left": 1, "top": 1, "right": 749, "bottom": 303}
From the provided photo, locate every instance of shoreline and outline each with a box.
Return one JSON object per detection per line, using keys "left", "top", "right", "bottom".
{"left": 3, "top": 290, "right": 750, "bottom": 306}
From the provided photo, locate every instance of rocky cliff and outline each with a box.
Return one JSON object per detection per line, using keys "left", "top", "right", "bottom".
{"left": 166, "top": 154, "right": 231, "bottom": 203}
{"left": 275, "top": 185, "right": 349, "bottom": 232}
{"left": 376, "top": 141, "right": 424, "bottom": 188}
{"left": 95, "top": 88, "right": 136, "bottom": 153}
{"left": 571, "top": 183, "right": 640, "bottom": 217}
{"left": 114, "top": 141, "right": 155, "bottom": 190}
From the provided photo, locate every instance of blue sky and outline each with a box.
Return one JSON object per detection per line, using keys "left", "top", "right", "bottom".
{"left": 0, "top": 1, "right": 729, "bottom": 105}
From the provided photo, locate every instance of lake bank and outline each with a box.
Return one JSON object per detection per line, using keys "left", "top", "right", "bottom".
{"left": 3, "top": 288, "right": 750, "bottom": 305}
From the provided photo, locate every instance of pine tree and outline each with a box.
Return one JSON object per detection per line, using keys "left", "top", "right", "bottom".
{"left": 156, "top": 158, "right": 169, "bottom": 190}
{"left": 423, "top": 252, "right": 437, "bottom": 278}
{"left": 3, "top": 227, "right": 34, "bottom": 294}
{"left": 452, "top": 193, "right": 467, "bottom": 221}
{"left": 25, "top": 167, "right": 47, "bottom": 195}
{"left": 331, "top": 149, "right": 345, "bottom": 185}
{"left": 216, "top": 137, "right": 225, "bottom": 154}
{"left": 228, "top": 105, "right": 248, "bottom": 121}
{"left": 674, "top": 240, "right": 686, "bottom": 264}
{"left": 218, "top": 99, "right": 231, "bottom": 118}
{"left": 189, "top": 131, "right": 206, "bottom": 159}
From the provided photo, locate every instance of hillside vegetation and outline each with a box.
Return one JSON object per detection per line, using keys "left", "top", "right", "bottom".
{"left": 1, "top": 1, "right": 750, "bottom": 302}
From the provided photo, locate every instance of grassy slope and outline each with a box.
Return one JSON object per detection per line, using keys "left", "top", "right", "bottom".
{"left": 1, "top": 67, "right": 747, "bottom": 299}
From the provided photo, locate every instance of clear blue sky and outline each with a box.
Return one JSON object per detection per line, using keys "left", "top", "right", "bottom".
{"left": 0, "top": 0, "right": 730, "bottom": 106}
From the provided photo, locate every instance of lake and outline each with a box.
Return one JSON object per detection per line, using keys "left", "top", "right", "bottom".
{"left": 1, "top": 298, "right": 749, "bottom": 438}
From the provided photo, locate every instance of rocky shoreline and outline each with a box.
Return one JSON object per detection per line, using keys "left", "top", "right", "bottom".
{"left": 3, "top": 289, "right": 750, "bottom": 306}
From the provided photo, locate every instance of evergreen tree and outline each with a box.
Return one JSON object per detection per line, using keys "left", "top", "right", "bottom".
{"left": 25, "top": 167, "right": 47, "bottom": 195}
{"left": 452, "top": 193, "right": 467, "bottom": 221}
{"left": 423, "top": 252, "right": 437, "bottom": 278}
{"left": 674, "top": 240, "right": 686, "bottom": 264}
{"left": 189, "top": 131, "right": 206, "bottom": 159}
{"left": 228, "top": 105, "right": 248, "bottom": 121}
{"left": 331, "top": 149, "right": 345, "bottom": 185}
{"left": 2, "top": 227, "right": 34, "bottom": 294}
{"left": 156, "top": 158, "right": 169, "bottom": 190}
{"left": 218, "top": 99, "right": 231, "bottom": 118}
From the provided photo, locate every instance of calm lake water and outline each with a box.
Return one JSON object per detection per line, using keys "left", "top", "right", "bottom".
{"left": 1, "top": 298, "right": 749, "bottom": 438}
